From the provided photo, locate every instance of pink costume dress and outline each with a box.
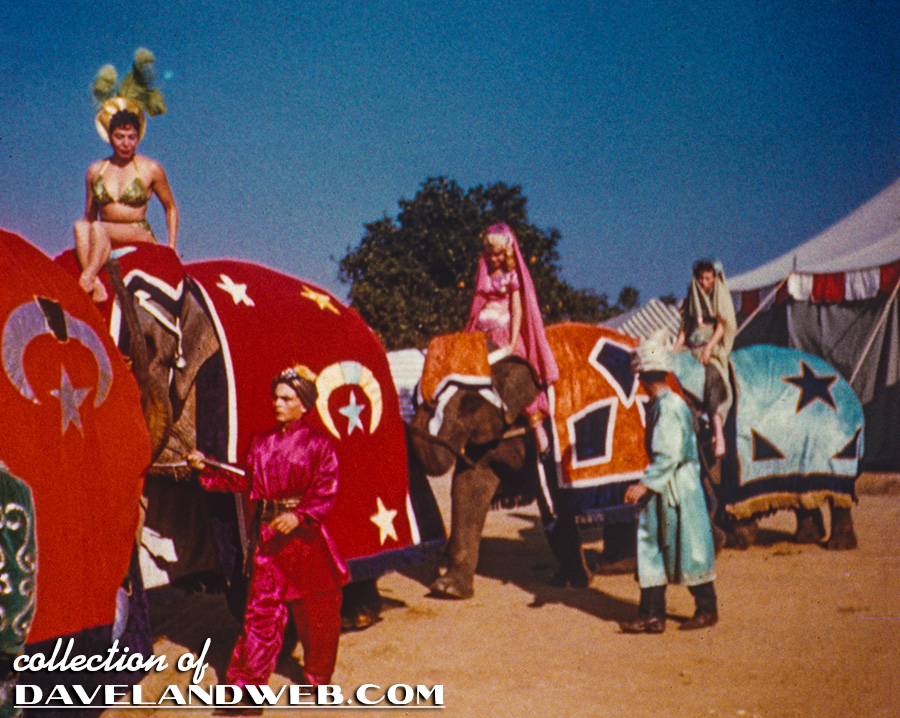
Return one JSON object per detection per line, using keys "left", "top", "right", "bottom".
{"left": 465, "top": 238, "right": 559, "bottom": 418}
{"left": 200, "top": 419, "right": 350, "bottom": 688}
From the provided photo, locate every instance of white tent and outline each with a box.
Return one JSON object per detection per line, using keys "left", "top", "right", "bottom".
{"left": 729, "top": 178, "right": 900, "bottom": 469}
{"left": 387, "top": 348, "right": 426, "bottom": 422}
{"left": 730, "top": 178, "right": 900, "bottom": 291}
{"left": 601, "top": 297, "right": 682, "bottom": 342}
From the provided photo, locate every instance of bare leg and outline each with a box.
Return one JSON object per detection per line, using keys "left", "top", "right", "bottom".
{"left": 712, "top": 414, "right": 726, "bottom": 457}
{"left": 73, "top": 219, "right": 92, "bottom": 279}
{"left": 533, "top": 422, "right": 549, "bottom": 454}
{"left": 703, "top": 365, "right": 728, "bottom": 458}
{"left": 74, "top": 220, "right": 109, "bottom": 302}
{"left": 528, "top": 410, "right": 550, "bottom": 454}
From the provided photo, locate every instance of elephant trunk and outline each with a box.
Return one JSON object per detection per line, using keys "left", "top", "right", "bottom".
{"left": 106, "top": 259, "right": 172, "bottom": 460}
{"left": 408, "top": 406, "right": 459, "bottom": 477}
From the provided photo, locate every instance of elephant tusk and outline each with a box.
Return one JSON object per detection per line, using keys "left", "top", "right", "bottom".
{"left": 201, "top": 457, "right": 247, "bottom": 476}
{"left": 498, "top": 427, "right": 527, "bottom": 441}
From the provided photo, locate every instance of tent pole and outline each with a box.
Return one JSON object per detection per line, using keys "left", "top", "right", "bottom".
{"left": 849, "top": 274, "right": 900, "bottom": 387}
{"left": 735, "top": 276, "right": 789, "bottom": 338}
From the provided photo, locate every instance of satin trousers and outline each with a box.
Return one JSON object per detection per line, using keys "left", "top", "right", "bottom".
{"left": 226, "top": 567, "right": 343, "bottom": 688}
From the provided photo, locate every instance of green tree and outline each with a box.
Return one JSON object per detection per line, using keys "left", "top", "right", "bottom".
{"left": 338, "top": 177, "right": 637, "bottom": 349}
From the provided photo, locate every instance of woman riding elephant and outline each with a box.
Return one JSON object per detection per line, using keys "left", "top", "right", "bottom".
{"left": 464, "top": 223, "right": 558, "bottom": 453}
{"left": 673, "top": 259, "right": 736, "bottom": 458}
{"left": 73, "top": 49, "right": 178, "bottom": 303}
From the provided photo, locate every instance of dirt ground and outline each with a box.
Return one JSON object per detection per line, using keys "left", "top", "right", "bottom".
{"left": 105, "top": 474, "right": 900, "bottom": 718}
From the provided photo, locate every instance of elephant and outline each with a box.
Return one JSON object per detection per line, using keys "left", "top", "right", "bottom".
{"left": 411, "top": 324, "right": 652, "bottom": 599}
{"left": 671, "top": 344, "right": 863, "bottom": 550}
{"left": 410, "top": 354, "right": 547, "bottom": 599}
{"left": 54, "top": 244, "right": 445, "bottom": 629}
{"left": 411, "top": 323, "right": 865, "bottom": 600}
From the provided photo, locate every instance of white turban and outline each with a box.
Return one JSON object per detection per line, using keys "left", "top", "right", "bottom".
{"left": 632, "top": 331, "right": 673, "bottom": 373}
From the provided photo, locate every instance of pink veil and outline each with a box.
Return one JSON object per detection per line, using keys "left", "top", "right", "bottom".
{"left": 465, "top": 225, "right": 559, "bottom": 386}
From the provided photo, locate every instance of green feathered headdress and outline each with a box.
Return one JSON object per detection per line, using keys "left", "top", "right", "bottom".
{"left": 92, "top": 48, "right": 167, "bottom": 143}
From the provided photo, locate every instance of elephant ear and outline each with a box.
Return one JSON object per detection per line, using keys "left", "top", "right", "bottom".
{"left": 171, "top": 284, "right": 220, "bottom": 403}
{"left": 491, "top": 356, "right": 541, "bottom": 425}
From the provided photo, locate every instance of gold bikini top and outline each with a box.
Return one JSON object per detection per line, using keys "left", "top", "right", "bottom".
{"left": 91, "top": 159, "right": 150, "bottom": 208}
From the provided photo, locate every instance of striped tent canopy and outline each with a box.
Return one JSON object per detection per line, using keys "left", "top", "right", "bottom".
{"left": 602, "top": 298, "right": 682, "bottom": 341}
{"left": 729, "top": 177, "right": 900, "bottom": 313}
{"left": 387, "top": 348, "right": 426, "bottom": 422}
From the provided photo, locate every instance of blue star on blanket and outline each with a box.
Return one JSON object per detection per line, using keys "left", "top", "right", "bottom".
{"left": 782, "top": 361, "right": 837, "bottom": 412}
{"left": 672, "top": 345, "right": 863, "bottom": 514}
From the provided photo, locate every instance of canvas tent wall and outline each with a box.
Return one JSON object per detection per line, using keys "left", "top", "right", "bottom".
{"left": 729, "top": 177, "right": 900, "bottom": 470}
{"left": 387, "top": 348, "right": 427, "bottom": 422}
{"left": 601, "top": 297, "right": 683, "bottom": 342}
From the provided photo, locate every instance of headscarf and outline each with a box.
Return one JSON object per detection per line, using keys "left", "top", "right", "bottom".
{"left": 465, "top": 223, "right": 559, "bottom": 386}
{"left": 272, "top": 364, "right": 318, "bottom": 410}
{"left": 683, "top": 260, "right": 737, "bottom": 356}
{"left": 632, "top": 330, "right": 673, "bottom": 373}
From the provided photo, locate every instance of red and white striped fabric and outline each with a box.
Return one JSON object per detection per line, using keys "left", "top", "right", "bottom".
{"left": 736, "top": 259, "right": 900, "bottom": 314}
{"left": 729, "top": 177, "right": 900, "bottom": 314}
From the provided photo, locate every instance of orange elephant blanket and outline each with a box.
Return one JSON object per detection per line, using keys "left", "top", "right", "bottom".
{"left": 419, "top": 332, "right": 492, "bottom": 406}
{"left": 420, "top": 324, "right": 655, "bottom": 490}
{"left": 545, "top": 324, "right": 650, "bottom": 487}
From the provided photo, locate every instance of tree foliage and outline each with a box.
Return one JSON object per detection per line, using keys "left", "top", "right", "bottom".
{"left": 338, "top": 177, "right": 638, "bottom": 350}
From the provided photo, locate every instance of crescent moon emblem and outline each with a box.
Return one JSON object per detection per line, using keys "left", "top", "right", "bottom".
{"left": 1, "top": 300, "right": 113, "bottom": 406}
{"left": 315, "top": 361, "right": 383, "bottom": 439}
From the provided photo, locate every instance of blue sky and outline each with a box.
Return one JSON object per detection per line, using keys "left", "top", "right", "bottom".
{"left": 2, "top": 1, "right": 899, "bottom": 304}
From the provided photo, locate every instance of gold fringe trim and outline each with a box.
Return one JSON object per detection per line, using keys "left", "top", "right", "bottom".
{"left": 727, "top": 490, "right": 855, "bottom": 521}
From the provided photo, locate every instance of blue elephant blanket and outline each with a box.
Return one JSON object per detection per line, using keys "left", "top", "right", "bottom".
{"left": 672, "top": 345, "right": 863, "bottom": 519}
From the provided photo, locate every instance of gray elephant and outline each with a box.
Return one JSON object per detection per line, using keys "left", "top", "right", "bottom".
{"left": 55, "top": 244, "right": 445, "bottom": 628}
{"left": 409, "top": 354, "right": 577, "bottom": 598}
{"left": 411, "top": 324, "right": 654, "bottom": 599}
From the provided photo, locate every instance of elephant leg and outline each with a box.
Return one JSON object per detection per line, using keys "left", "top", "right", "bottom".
{"left": 711, "top": 522, "right": 728, "bottom": 555}
{"left": 545, "top": 512, "right": 590, "bottom": 587}
{"left": 724, "top": 517, "right": 759, "bottom": 550}
{"left": 341, "top": 579, "right": 383, "bottom": 631}
{"left": 794, "top": 506, "right": 827, "bottom": 544}
{"left": 825, "top": 504, "right": 858, "bottom": 550}
{"left": 587, "top": 520, "right": 637, "bottom": 576}
{"left": 430, "top": 465, "right": 499, "bottom": 599}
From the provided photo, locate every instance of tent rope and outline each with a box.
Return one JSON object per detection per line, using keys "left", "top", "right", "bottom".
{"left": 735, "top": 276, "right": 789, "bottom": 338}
{"left": 849, "top": 273, "right": 900, "bottom": 387}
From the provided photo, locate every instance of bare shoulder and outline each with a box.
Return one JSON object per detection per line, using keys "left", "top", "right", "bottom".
{"left": 85, "top": 159, "right": 107, "bottom": 181}
{"left": 135, "top": 154, "right": 167, "bottom": 179}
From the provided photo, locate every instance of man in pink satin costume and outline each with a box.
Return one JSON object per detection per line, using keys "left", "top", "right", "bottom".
{"left": 187, "top": 364, "right": 349, "bottom": 689}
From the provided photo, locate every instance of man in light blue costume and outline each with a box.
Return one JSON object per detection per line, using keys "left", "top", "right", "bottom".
{"left": 620, "top": 333, "right": 717, "bottom": 633}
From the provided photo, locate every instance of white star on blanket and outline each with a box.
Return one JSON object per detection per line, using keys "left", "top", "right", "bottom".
{"left": 216, "top": 274, "right": 256, "bottom": 306}
{"left": 369, "top": 497, "right": 398, "bottom": 545}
